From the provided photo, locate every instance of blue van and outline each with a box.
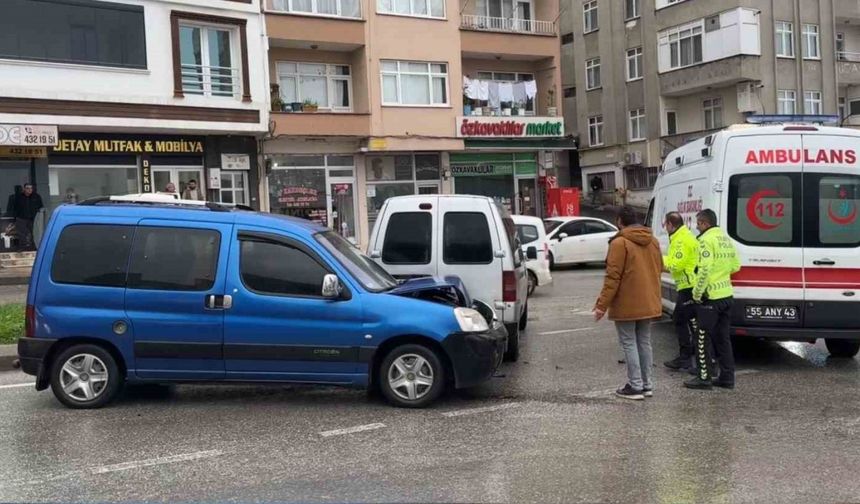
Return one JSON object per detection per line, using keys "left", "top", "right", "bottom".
{"left": 17, "top": 197, "right": 506, "bottom": 409}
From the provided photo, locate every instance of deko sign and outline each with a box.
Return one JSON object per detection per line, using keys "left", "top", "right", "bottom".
{"left": 456, "top": 117, "right": 564, "bottom": 138}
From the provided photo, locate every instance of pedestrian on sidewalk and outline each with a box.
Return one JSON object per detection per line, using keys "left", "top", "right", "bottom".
{"left": 9, "top": 184, "right": 43, "bottom": 251}
{"left": 662, "top": 212, "right": 699, "bottom": 373}
{"left": 593, "top": 206, "right": 663, "bottom": 400}
{"left": 589, "top": 175, "right": 603, "bottom": 205}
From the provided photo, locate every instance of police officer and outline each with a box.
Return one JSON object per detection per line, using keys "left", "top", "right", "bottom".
{"left": 662, "top": 212, "right": 699, "bottom": 372}
{"left": 684, "top": 209, "right": 741, "bottom": 390}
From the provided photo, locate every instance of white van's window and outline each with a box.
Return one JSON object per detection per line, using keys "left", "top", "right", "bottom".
{"left": 240, "top": 240, "right": 329, "bottom": 297}
{"left": 444, "top": 212, "right": 493, "bottom": 264}
{"left": 382, "top": 212, "right": 432, "bottom": 264}
{"left": 51, "top": 225, "right": 134, "bottom": 287}
{"left": 127, "top": 227, "right": 220, "bottom": 291}
{"left": 516, "top": 224, "right": 539, "bottom": 245}
{"left": 728, "top": 174, "right": 798, "bottom": 247}
{"left": 816, "top": 175, "right": 860, "bottom": 247}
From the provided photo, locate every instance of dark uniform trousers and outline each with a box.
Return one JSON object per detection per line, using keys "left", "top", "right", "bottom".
{"left": 673, "top": 288, "right": 694, "bottom": 361}
{"left": 691, "top": 297, "right": 735, "bottom": 384}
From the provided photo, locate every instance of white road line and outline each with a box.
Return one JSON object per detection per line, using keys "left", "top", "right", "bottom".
{"left": 538, "top": 327, "right": 595, "bottom": 336}
{"left": 90, "top": 450, "right": 224, "bottom": 475}
{"left": 736, "top": 369, "right": 761, "bottom": 376}
{"left": 0, "top": 382, "right": 33, "bottom": 390}
{"left": 441, "top": 403, "right": 520, "bottom": 418}
{"left": 319, "top": 423, "right": 386, "bottom": 438}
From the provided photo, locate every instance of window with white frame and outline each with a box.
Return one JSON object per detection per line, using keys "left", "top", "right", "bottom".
{"left": 277, "top": 62, "right": 352, "bottom": 111}
{"left": 802, "top": 24, "right": 820, "bottom": 59}
{"left": 583, "top": 1, "right": 598, "bottom": 33}
{"left": 629, "top": 108, "right": 645, "bottom": 141}
{"left": 475, "top": 71, "right": 535, "bottom": 114}
{"left": 271, "top": 0, "right": 361, "bottom": 18}
{"left": 381, "top": 61, "right": 448, "bottom": 106}
{"left": 377, "top": 0, "right": 444, "bottom": 19}
{"left": 775, "top": 21, "right": 794, "bottom": 57}
{"left": 777, "top": 90, "right": 796, "bottom": 115}
{"left": 180, "top": 24, "right": 238, "bottom": 97}
{"left": 588, "top": 115, "right": 604, "bottom": 146}
{"left": 804, "top": 91, "right": 822, "bottom": 114}
{"left": 218, "top": 171, "right": 249, "bottom": 206}
{"left": 657, "top": 0, "right": 688, "bottom": 8}
{"left": 626, "top": 47, "right": 643, "bottom": 81}
{"left": 703, "top": 97, "right": 723, "bottom": 130}
{"left": 625, "top": 0, "right": 639, "bottom": 20}
{"left": 585, "top": 58, "right": 601, "bottom": 90}
{"left": 837, "top": 32, "right": 846, "bottom": 60}
{"left": 661, "top": 22, "right": 703, "bottom": 70}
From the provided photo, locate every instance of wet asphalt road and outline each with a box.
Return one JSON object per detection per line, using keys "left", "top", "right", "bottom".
{"left": 1, "top": 267, "right": 860, "bottom": 503}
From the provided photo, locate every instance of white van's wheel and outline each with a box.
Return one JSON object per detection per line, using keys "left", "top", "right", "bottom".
{"left": 825, "top": 339, "right": 860, "bottom": 358}
{"left": 50, "top": 344, "right": 122, "bottom": 409}
{"left": 379, "top": 345, "right": 445, "bottom": 408}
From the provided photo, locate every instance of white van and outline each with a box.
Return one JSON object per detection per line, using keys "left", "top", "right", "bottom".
{"left": 368, "top": 195, "right": 529, "bottom": 361}
{"left": 511, "top": 215, "right": 552, "bottom": 296}
{"left": 649, "top": 123, "right": 860, "bottom": 357}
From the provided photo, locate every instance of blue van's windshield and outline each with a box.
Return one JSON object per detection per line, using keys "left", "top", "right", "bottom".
{"left": 316, "top": 231, "right": 398, "bottom": 292}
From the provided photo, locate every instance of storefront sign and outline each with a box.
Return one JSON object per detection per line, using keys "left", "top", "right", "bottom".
{"left": 221, "top": 154, "right": 250, "bottom": 170}
{"left": 208, "top": 168, "right": 222, "bottom": 190}
{"left": 0, "top": 146, "right": 47, "bottom": 158}
{"left": 53, "top": 135, "right": 204, "bottom": 154}
{"left": 451, "top": 164, "right": 514, "bottom": 177}
{"left": 279, "top": 186, "right": 323, "bottom": 207}
{"left": 0, "top": 124, "right": 58, "bottom": 146}
{"left": 141, "top": 159, "right": 152, "bottom": 193}
{"left": 456, "top": 117, "right": 564, "bottom": 138}
{"left": 368, "top": 138, "right": 388, "bottom": 151}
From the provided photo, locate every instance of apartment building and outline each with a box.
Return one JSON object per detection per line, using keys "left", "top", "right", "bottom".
{"left": 561, "top": 0, "right": 859, "bottom": 208}
{"left": 262, "top": 0, "right": 570, "bottom": 247}
{"left": 0, "top": 0, "right": 270, "bottom": 244}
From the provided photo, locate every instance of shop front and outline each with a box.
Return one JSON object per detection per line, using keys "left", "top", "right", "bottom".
{"left": 364, "top": 153, "right": 443, "bottom": 231}
{"left": 449, "top": 152, "right": 539, "bottom": 215}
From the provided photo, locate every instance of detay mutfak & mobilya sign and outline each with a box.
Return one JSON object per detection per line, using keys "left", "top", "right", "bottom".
{"left": 456, "top": 117, "right": 564, "bottom": 138}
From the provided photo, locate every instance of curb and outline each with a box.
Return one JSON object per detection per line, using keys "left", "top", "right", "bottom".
{"left": 0, "top": 277, "right": 30, "bottom": 287}
{"left": 0, "top": 345, "right": 18, "bottom": 372}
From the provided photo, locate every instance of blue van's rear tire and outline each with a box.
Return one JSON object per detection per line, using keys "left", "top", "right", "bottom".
{"left": 50, "top": 344, "right": 123, "bottom": 409}
{"left": 379, "top": 344, "right": 445, "bottom": 408}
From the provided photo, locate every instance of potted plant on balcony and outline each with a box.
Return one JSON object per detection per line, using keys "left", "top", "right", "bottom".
{"left": 291, "top": 101, "right": 303, "bottom": 112}
{"left": 511, "top": 102, "right": 521, "bottom": 116}
{"left": 546, "top": 88, "right": 558, "bottom": 117}
{"left": 302, "top": 99, "right": 319, "bottom": 113}
{"left": 271, "top": 97, "right": 284, "bottom": 113}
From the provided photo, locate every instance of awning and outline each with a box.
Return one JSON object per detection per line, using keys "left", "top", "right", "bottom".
{"left": 464, "top": 137, "right": 578, "bottom": 151}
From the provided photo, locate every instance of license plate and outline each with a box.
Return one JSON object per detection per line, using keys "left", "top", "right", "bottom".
{"left": 745, "top": 305, "right": 799, "bottom": 321}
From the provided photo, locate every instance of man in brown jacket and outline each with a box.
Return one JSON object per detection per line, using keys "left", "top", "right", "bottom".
{"left": 593, "top": 207, "right": 663, "bottom": 400}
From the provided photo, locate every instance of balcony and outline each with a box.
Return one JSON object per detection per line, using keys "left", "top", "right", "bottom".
{"left": 660, "top": 128, "right": 721, "bottom": 158}
{"left": 836, "top": 2, "right": 860, "bottom": 22}
{"left": 270, "top": 111, "right": 370, "bottom": 137}
{"left": 460, "top": 14, "right": 555, "bottom": 36}
{"left": 659, "top": 55, "right": 760, "bottom": 97}
{"left": 265, "top": 0, "right": 365, "bottom": 51}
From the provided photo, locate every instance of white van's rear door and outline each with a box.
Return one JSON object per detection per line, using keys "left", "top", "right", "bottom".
{"left": 370, "top": 197, "right": 438, "bottom": 279}
{"left": 723, "top": 134, "right": 805, "bottom": 328}
{"left": 800, "top": 133, "right": 860, "bottom": 329}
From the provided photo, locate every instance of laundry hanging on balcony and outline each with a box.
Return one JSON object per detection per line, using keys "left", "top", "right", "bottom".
{"left": 463, "top": 77, "right": 537, "bottom": 101}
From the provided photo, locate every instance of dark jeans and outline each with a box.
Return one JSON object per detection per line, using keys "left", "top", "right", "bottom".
{"left": 672, "top": 288, "right": 694, "bottom": 360}
{"left": 692, "top": 297, "right": 735, "bottom": 384}
{"left": 15, "top": 218, "right": 34, "bottom": 250}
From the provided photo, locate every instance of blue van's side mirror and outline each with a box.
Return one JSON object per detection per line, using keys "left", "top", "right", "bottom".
{"left": 322, "top": 274, "right": 343, "bottom": 299}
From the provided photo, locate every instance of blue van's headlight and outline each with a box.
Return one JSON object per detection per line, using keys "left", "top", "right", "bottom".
{"left": 454, "top": 307, "right": 490, "bottom": 333}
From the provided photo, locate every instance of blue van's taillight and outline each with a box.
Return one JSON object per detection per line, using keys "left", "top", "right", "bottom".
{"left": 25, "top": 305, "right": 34, "bottom": 338}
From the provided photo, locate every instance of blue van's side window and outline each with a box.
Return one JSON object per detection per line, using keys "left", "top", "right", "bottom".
{"left": 51, "top": 224, "right": 134, "bottom": 287}
{"left": 240, "top": 239, "right": 328, "bottom": 297}
{"left": 127, "top": 227, "right": 220, "bottom": 291}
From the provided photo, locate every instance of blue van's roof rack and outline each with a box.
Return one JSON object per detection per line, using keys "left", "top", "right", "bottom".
{"left": 78, "top": 194, "right": 232, "bottom": 212}
{"left": 746, "top": 114, "right": 840, "bottom": 125}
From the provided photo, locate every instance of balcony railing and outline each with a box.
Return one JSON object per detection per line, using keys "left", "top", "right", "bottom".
{"left": 837, "top": 51, "right": 860, "bottom": 63}
{"left": 268, "top": 0, "right": 361, "bottom": 19}
{"left": 181, "top": 64, "right": 240, "bottom": 98}
{"left": 460, "top": 14, "right": 555, "bottom": 35}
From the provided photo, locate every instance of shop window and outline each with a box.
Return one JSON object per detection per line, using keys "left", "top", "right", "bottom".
{"left": 48, "top": 165, "right": 139, "bottom": 214}
{"left": 728, "top": 174, "right": 798, "bottom": 247}
{"left": 443, "top": 212, "right": 493, "bottom": 264}
{"left": 277, "top": 62, "right": 352, "bottom": 111}
{"left": 366, "top": 154, "right": 441, "bottom": 229}
{"left": 240, "top": 239, "right": 330, "bottom": 297}
{"left": 51, "top": 224, "right": 134, "bottom": 287}
{"left": 382, "top": 212, "right": 432, "bottom": 264}
{"left": 0, "top": 0, "right": 146, "bottom": 69}
{"left": 127, "top": 227, "right": 221, "bottom": 291}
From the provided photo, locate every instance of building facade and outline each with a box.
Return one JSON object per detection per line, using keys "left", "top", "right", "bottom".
{"left": 262, "top": 0, "right": 570, "bottom": 247}
{"left": 560, "top": 0, "right": 860, "bottom": 209}
{"left": 0, "top": 0, "right": 269, "bottom": 245}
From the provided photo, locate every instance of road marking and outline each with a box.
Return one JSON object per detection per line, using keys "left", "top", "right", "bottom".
{"left": 441, "top": 403, "right": 520, "bottom": 418}
{"left": 90, "top": 450, "right": 224, "bottom": 475}
{"left": 0, "top": 382, "right": 33, "bottom": 390}
{"left": 319, "top": 423, "right": 386, "bottom": 438}
{"left": 538, "top": 327, "right": 595, "bottom": 335}
{"left": 736, "top": 369, "right": 761, "bottom": 376}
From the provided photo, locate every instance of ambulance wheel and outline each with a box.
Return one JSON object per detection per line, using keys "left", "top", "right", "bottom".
{"left": 824, "top": 339, "right": 860, "bottom": 358}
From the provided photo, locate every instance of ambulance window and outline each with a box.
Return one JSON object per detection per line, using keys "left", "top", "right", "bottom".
{"left": 815, "top": 175, "right": 860, "bottom": 247}
{"left": 728, "top": 174, "right": 799, "bottom": 247}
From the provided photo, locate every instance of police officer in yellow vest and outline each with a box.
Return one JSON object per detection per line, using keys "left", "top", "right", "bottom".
{"left": 684, "top": 209, "right": 741, "bottom": 390}
{"left": 662, "top": 212, "right": 699, "bottom": 372}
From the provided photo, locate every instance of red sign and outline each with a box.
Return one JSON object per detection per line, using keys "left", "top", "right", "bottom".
{"left": 745, "top": 149, "right": 857, "bottom": 165}
{"left": 279, "top": 186, "right": 320, "bottom": 206}
{"left": 746, "top": 189, "right": 785, "bottom": 230}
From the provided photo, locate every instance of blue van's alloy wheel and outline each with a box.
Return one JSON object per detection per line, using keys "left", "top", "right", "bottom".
{"left": 379, "top": 344, "right": 445, "bottom": 408}
{"left": 50, "top": 344, "right": 123, "bottom": 409}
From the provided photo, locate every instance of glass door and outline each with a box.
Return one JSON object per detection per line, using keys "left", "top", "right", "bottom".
{"left": 151, "top": 167, "right": 205, "bottom": 198}
{"left": 517, "top": 177, "right": 538, "bottom": 216}
{"left": 417, "top": 182, "right": 440, "bottom": 195}
{"left": 515, "top": 0, "right": 532, "bottom": 31}
{"left": 328, "top": 178, "right": 358, "bottom": 244}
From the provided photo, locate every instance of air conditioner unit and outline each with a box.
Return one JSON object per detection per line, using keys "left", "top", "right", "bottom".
{"left": 623, "top": 151, "right": 643, "bottom": 166}
{"left": 737, "top": 82, "right": 758, "bottom": 113}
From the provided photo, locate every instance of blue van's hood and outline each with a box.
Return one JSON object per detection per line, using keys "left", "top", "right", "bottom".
{"left": 387, "top": 276, "right": 471, "bottom": 307}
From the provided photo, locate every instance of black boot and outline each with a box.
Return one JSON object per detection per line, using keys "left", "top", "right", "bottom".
{"left": 664, "top": 356, "right": 690, "bottom": 370}
{"left": 684, "top": 376, "right": 713, "bottom": 390}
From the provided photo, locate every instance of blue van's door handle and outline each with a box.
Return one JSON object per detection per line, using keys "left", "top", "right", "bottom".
{"left": 205, "top": 295, "right": 233, "bottom": 310}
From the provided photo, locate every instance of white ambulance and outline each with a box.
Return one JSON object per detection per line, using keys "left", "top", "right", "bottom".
{"left": 648, "top": 122, "right": 860, "bottom": 358}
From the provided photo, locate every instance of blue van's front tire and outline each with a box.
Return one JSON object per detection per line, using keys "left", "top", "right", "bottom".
{"left": 50, "top": 344, "right": 123, "bottom": 409}
{"left": 379, "top": 344, "right": 445, "bottom": 408}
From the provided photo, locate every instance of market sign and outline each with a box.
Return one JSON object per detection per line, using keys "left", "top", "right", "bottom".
{"left": 456, "top": 117, "right": 564, "bottom": 139}
{"left": 0, "top": 124, "right": 58, "bottom": 146}
{"left": 450, "top": 164, "right": 514, "bottom": 177}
